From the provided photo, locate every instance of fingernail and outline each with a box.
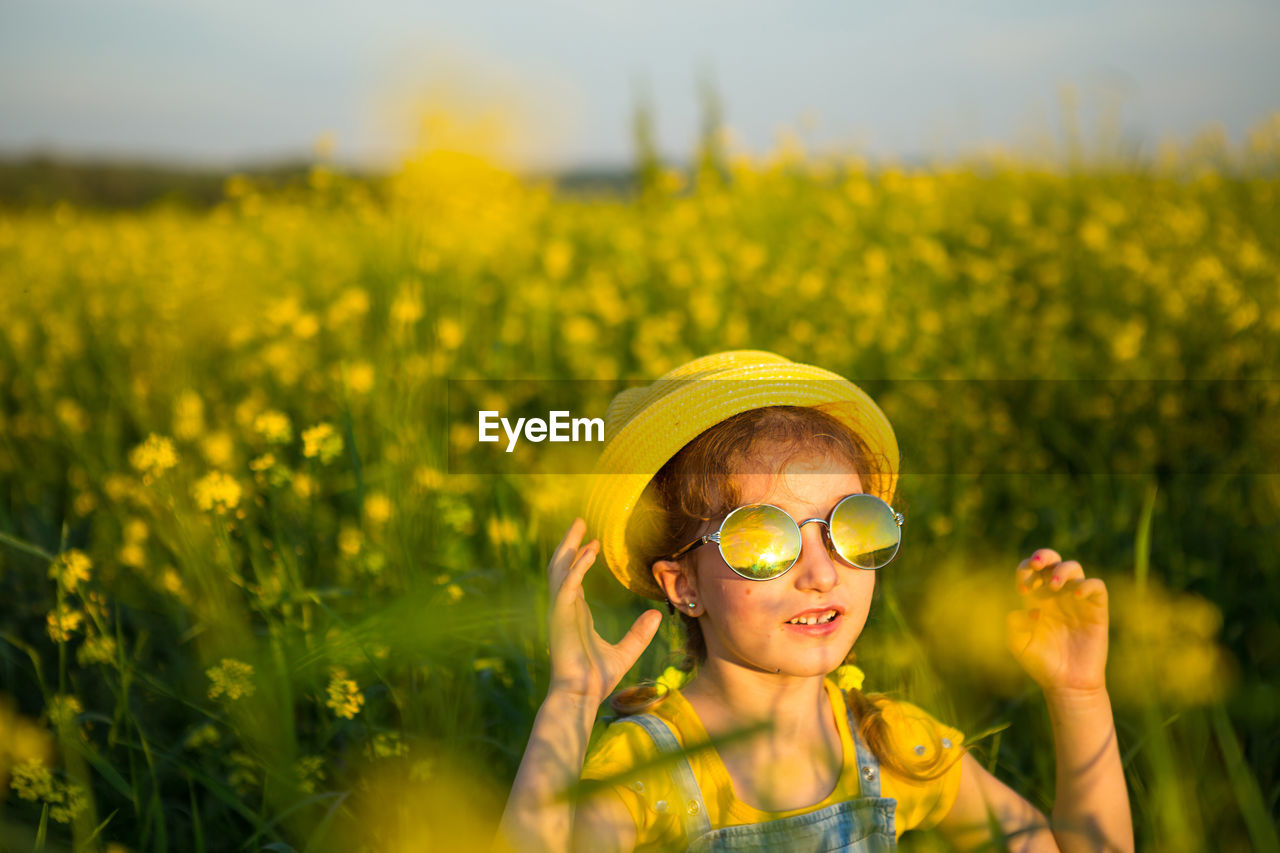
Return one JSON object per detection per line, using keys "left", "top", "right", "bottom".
{"left": 1051, "top": 575, "right": 1061, "bottom": 585}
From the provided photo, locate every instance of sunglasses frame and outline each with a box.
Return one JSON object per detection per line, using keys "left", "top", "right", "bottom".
{"left": 663, "top": 493, "right": 904, "bottom": 581}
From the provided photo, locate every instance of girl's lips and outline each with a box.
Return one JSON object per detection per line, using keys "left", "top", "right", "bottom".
{"left": 783, "top": 612, "right": 842, "bottom": 636}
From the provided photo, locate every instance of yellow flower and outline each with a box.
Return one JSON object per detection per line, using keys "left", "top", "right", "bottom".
{"left": 49, "top": 782, "right": 90, "bottom": 824}
{"left": 123, "top": 518, "right": 149, "bottom": 543}
{"left": 200, "top": 430, "right": 235, "bottom": 468}
{"left": 338, "top": 524, "right": 362, "bottom": 557}
{"left": 391, "top": 290, "right": 423, "bottom": 325}
{"left": 77, "top": 634, "right": 118, "bottom": 666}
{"left": 46, "top": 607, "right": 84, "bottom": 643}
{"left": 172, "top": 389, "right": 206, "bottom": 440}
{"left": 326, "top": 667, "right": 364, "bottom": 719}
{"left": 363, "top": 732, "right": 409, "bottom": 760}
{"left": 344, "top": 360, "right": 375, "bottom": 395}
{"left": 364, "top": 492, "right": 393, "bottom": 525}
{"left": 129, "top": 433, "right": 178, "bottom": 482}
{"left": 254, "top": 410, "right": 293, "bottom": 445}
{"left": 834, "top": 664, "right": 866, "bottom": 693}
{"left": 192, "top": 471, "right": 242, "bottom": 514}
{"left": 656, "top": 665, "right": 691, "bottom": 693}
{"left": 9, "top": 759, "right": 56, "bottom": 802}
{"left": 486, "top": 516, "right": 520, "bottom": 546}
{"left": 47, "top": 694, "right": 83, "bottom": 728}
{"left": 293, "top": 472, "right": 315, "bottom": 500}
{"left": 0, "top": 700, "right": 54, "bottom": 767}
{"left": 413, "top": 466, "right": 444, "bottom": 493}
{"left": 49, "top": 549, "right": 92, "bottom": 592}
{"left": 55, "top": 398, "right": 89, "bottom": 434}
{"left": 294, "top": 755, "right": 326, "bottom": 794}
{"left": 184, "top": 722, "right": 220, "bottom": 751}
{"left": 207, "top": 658, "right": 256, "bottom": 701}
{"left": 302, "top": 423, "right": 343, "bottom": 464}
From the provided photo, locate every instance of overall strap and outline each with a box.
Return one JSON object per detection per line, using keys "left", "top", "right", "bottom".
{"left": 616, "top": 714, "right": 713, "bottom": 841}
{"left": 844, "top": 691, "right": 883, "bottom": 798}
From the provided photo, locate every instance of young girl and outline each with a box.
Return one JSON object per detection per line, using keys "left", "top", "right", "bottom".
{"left": 498, "top": 350, "right": 1133, "bottom": 852}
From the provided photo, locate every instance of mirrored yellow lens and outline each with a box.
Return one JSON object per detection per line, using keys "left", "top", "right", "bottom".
{"left": 719, "top": 505, "right": 800, "bottom": 579}
{"left": 830, "top": 494, "right": 900, "bottom": 568}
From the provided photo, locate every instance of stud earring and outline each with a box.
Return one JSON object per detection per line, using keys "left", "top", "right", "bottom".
{"left": 687, "top": 602, "right": 696, "bottom": 609}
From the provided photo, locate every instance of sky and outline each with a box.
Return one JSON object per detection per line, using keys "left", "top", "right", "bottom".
{"left": 2, "top": 0, "right": 1278, "bottom": 173}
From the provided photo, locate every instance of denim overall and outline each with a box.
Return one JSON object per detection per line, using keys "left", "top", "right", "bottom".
{"left": 618, "top": 695, "right": 897, "bottom": 852}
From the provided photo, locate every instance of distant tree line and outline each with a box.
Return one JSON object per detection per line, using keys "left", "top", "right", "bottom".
{"left": 0, "top": 153, "right": 650, "bottom": 210}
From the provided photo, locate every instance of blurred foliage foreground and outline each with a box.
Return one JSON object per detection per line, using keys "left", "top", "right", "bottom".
{"left": 2, "top": 114, "right": 1280, "bottom": 852}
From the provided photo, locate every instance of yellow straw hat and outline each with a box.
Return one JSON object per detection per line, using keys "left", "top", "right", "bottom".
{"left": 584, "top": 350, "right": 899, "bottom": 601}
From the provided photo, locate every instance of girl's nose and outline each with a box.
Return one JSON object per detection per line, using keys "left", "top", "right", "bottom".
{"left": 792, "top": 521, "right": 839, "bottom": 592}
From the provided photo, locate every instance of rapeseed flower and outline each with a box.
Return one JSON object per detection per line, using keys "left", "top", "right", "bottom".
{"left": 129, "top": 433, "right": 178, "bottom": 483}
{"left": 364, "top": 491, "right": 393, "bottom": 525}
{"left": 338, "top": 524, "right": 362, "bottom": 557}
{"left": 54, "top": 398, "right": 89, "bottom": 434}
{"left": 207, "top": 658, "right": 256, "bottom": 701}
{"left": 47, "top": 694, "right": 83, "bottom": 728}
{"left": 344, "top": 360, "right": 375, "bottom": 394}
{"left": 200, "top": 430, "right": 235, "bottom": 468}
{"left": 364, "top": 732, "right": 408, "bottom": 760}
{"left": 49, "top": 782, "right": 90, "bottom": 823}
{"left": 295, "top": 755, "right": 326, "bottom": 793}
{"left": 184, "top": 723, "right": 220, "bottom": 750}
{"left": 9, "top": 759, "right": 56, "bottom": 802}
{"left": 49, "top": 549, "right": 92, "bottom": 592}
{"left": 254, "top": 410, "right": 293, "bottom": 445}
{"left": 173, "top": 389, "right": 206, "bottom": 440}
{"left": 77, "top": 634, "right": 118, "bottom": 666}
{"left": 326, "top": 667, "right": 364, "bottom": 719}
{"left": 0, "top": 698, "right": 54, "bottom": 773}
{"left": 302, "top": 423, "right": 343, "bottom": 464}
{"left": 46, "top": 607, "right": 85, "bottom": 643}
{"left": 390, "top": 290, "right": 423, "bottom": 325}
{"left": 192, "top": 471, "right": 242, "bottom": 514}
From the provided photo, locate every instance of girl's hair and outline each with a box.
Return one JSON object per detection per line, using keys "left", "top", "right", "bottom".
{"left": 613, "top": 405, "right": 954, "bottom": 782}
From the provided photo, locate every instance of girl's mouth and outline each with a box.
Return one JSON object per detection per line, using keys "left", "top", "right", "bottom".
{"left": 783, "top": 609, "right": 841, "bottom": 635}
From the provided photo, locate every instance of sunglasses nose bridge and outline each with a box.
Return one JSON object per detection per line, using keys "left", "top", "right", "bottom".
{"left": 788, "top": 518, "right": 841, "bottom": 588}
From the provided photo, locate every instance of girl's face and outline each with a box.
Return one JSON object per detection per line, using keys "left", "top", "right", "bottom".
{"left": 684, "top": 453, "right": 875, "bottom": 679}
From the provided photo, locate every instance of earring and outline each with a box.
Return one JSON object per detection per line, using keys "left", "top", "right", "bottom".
{"left": 687, "top": 601, "right": 696, "bottom": 609}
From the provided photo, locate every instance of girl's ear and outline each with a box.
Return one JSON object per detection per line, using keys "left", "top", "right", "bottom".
{"left": 652, "top": 559, "right": 695, "bottom": 606}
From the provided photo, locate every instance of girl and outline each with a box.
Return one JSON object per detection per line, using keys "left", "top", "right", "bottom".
{"left": 498, "top": 350, "right": 1133, "bottom": 852}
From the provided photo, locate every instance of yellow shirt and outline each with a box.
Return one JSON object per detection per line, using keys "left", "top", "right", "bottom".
{"left": 580, "top": 677, "right": 965, "bottom": 850}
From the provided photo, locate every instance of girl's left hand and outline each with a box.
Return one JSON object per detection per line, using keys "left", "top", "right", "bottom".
{"left": 1007, "top": 548, "right": 1110, "bottom": 694}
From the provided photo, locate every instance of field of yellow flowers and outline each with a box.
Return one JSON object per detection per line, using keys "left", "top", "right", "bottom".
{"left": 2, "top": 114, "right": 1279, "bottom": 851}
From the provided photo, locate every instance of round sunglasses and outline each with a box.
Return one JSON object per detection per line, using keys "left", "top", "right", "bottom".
{"left": 664, "top": 493, "right": 904, "bottom": 580}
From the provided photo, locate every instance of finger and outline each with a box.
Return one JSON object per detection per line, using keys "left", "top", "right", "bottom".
{"left": 1019, "top": 549, "right": 1061, "bottom": 593}
{"left": 554, "top": 539, "right": 599, "bottom": 606}
{"left": 548, "top": 518, "right": 587, "bottom": 586}
{"left": 613, "top": 609, "right": 664, "bottom": 667}
{"left": 1015, "top": 559, "right": 1037, "bottom": 595}
{"left": 1044, "top": 560, "right": 1085, "bottom": 592}
{"left": 1068, "top": 577, "right": 1108, "bottom": 606}
{"left": 1029, "top": 548, "right": 1061, "bottom": 567}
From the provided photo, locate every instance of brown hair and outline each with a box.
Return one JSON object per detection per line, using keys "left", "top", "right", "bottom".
{"left": 613, "top": 405, "right": 956, "bottom": 782}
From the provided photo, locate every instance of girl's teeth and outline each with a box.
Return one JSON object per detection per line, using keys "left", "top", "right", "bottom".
{"left": 789, "top": 610, "right": 837, "bottom": 625}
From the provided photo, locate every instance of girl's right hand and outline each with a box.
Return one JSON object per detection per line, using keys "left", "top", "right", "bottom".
{"left": 546, "top": 518, "right": 664, "bottom": 706}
